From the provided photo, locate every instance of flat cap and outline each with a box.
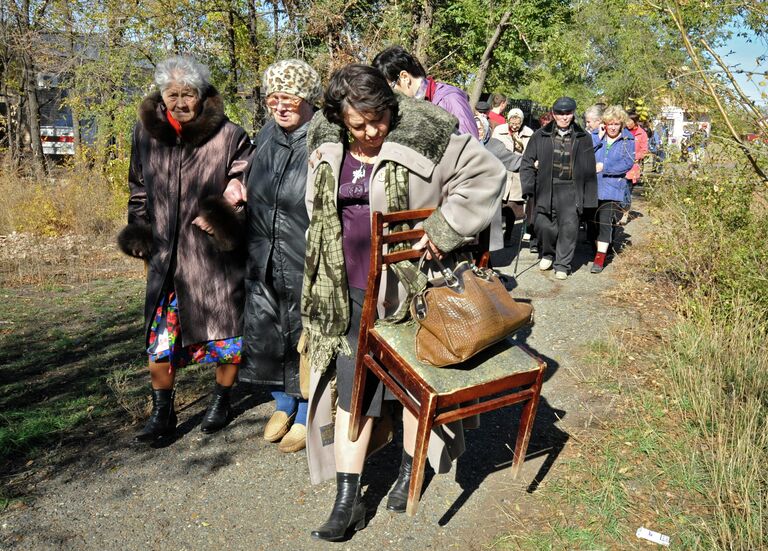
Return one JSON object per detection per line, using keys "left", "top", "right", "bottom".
{"left": 552, "top": 96, "right": 577, "bottom": 113}
{"left": 475, "top": 100, "right": 491, "bottom": 114}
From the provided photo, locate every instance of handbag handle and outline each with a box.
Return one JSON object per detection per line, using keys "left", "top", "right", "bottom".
{"left": 422, "top": 242, "right": 459, "bottom": 287}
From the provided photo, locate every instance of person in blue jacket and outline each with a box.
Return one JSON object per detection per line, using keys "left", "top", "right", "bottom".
{"left": 589, "top": 105, "right": 635, "bottom": 273}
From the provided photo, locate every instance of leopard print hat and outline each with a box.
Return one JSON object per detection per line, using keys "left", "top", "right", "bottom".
{"left": 263, "top": 59, "right": 322, "bottom": 105}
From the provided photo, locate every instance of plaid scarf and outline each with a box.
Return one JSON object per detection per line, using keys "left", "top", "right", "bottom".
{"left": 301, "top": 159, "right": 426, "bottom": 373}
{"left": 552, "top": 127, "right": 574, "bottom": 181}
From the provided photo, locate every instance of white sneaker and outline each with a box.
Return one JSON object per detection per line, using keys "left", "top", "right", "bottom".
{"left": 554, "top": 270, "right": 568, "bottom": 280}
{"left": 539, "top": 258, "right": 553, "bottom": 271}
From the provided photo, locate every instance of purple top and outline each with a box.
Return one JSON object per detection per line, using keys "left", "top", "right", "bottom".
{"left": 432, "top": 82, "right": 479, "bottom": 138}
{"left": 339, "top": 152, "right": 373, "bottom": 290}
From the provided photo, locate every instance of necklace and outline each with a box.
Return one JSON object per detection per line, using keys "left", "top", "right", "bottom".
{"left": 351, "top": 158, "right": 367, "bottom": 184}
{"left": 348, "top": 145, "right": 377, "bottom": 185}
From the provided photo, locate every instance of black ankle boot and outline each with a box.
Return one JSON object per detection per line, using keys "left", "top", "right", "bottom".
{"left": 134, "top": 388, "right": 177, "bottom": 442}
{"left": 200, "top": 383, "right": 233, "bottom": 434}
{"left": 386, "top": 450, "right": 413, "bottom": 513}
{"left": 311, "top": 472, "right": 366, "bottom": 541}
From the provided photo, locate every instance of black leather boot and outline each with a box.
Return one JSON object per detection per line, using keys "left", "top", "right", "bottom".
{"left": 386, "top": 450, "right": 413, "bottom": 513}
{"left": 201, "top": 383, "right": 233, "bottom": 433}
{"left": 134, "top": 388, "right": 177, "bottom": 442}
{"left": 311, "top": 473, "right": 367, "bottom": 541}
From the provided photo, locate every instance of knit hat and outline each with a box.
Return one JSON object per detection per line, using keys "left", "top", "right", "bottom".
{"left": 263, "top": 59, "right": 322, "bottom": 105}
{"left": 507, "top": 108, "right": 524, "bottom": 121}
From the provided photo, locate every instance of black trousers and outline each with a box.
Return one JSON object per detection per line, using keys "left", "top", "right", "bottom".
{"left": 535, "top": 181, "right": 579, "bottom": 273}
{"left": 593, "top": 200, "right": 620, "bottom": 245}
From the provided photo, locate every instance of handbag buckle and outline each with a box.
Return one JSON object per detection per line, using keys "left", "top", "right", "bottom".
{"left": 442, "top": 268, "right": 459, "bottom": 288}
{"left": 413, "top": 293, "right": 427, "bottom": 320}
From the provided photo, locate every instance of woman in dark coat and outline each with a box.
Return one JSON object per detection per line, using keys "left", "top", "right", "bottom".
{"left": 237, "top": 59, "right": 322, "bottom": 453}
{"left": 118, "top": 56, "right": 252, "bottom": 442}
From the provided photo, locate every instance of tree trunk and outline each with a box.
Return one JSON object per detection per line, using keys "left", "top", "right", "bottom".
{"left": 413, "top": 0, "right": 434, "bottom": 65}
{"left": 22, "top": 53, "right": 46, "bottom": 177}
{"left": 272, "top": 1, "right": 280, "bottom": 57}
{"left": 469, "top": 8, "right": 512, "bottom": 107}
{"left": 226, "top": 9, "right": 238, "bottom": 98}
{"left": 245, "top": 0, "right": 266, "bottom": 132}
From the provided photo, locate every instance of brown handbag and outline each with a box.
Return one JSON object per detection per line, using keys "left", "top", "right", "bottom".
{"left": 410, "top": 254, "right": 533, "bottom": 367}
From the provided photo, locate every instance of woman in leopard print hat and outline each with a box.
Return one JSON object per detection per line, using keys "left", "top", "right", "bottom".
{"left": 235, "top": 59, "right": 322, "bottom": 454}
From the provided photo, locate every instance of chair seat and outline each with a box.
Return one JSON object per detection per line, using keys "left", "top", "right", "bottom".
{"left": 372, "top": 322, "right": 541, "bottom": 395}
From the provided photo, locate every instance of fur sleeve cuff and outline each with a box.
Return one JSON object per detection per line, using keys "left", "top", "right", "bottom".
{"left": 423, "top": 208, "right": 466, "bottom": 253}
{"left": 197, "top": 197, "right": 246, "bottom": 251}
{"left": 117, "top": 223, "right": 153, "bottom": 259}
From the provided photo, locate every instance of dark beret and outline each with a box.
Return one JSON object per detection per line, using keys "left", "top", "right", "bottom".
{"left": 552, "top": 96, "right": 577, "bottom": 113}
{"left": 475, "top": 100, "right": 491, "bottom": 113}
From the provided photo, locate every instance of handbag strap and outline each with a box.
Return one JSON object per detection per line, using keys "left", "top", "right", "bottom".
{"left": 422, "top": 242, "right": 459, "bottom": 287}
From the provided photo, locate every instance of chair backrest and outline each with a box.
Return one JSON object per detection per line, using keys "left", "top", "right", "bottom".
{"left": 360, "top": 209, "right": 491, "bottom": 330}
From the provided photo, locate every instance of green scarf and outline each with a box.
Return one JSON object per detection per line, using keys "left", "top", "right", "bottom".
{"left": 301, "top": 158, "right": 426, "bottom": 373}
{"left": 301, "top": 94, "right": 458, "bottom": 373}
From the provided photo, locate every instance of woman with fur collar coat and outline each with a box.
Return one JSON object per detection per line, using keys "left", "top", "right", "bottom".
{"left": 117, "top": 56, "right": 252, "bottom": 443}
{"left": 303, "top": 64, "right": 505, "bottom": 541}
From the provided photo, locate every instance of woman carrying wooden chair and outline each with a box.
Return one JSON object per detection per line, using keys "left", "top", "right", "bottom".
{"left": 300, "top": 64, "right": 505, "bottom": 541}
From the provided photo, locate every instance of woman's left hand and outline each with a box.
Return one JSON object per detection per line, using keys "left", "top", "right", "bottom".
{"left": 413, "top": 235, "right": 445, "bottom": 260}
{"left": 192, "top": 216, "right": 214, "bottom": 235}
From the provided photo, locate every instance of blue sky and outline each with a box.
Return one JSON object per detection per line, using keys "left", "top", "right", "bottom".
{"left": 713, "top": 24, "right": 766, "bottom": 107}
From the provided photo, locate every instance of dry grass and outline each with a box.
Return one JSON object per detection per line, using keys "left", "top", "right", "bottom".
{"left": 0, "top": 161, "right": 128, "bottom": 237}
{"left": 0, "top": 162, "right": 139, "bottom": 287}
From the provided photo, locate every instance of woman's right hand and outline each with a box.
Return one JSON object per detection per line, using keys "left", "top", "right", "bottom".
{"left": 223, "top": 179, "right": 247, "bottom": 207}
{"left": 413, "top": 235, "right": 445, "bottom": 260}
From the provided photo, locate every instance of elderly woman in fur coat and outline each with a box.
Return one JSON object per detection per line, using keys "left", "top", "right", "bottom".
{"left": 118, "top": 56, "right": 252, "bottom": 443}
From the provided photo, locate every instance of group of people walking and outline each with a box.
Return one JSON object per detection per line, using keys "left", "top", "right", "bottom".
{"left": 476, "top": 95, "right": 641, "bottom": 276}
{"left": 118, "top": 47, "right": 638, "bottom": 541}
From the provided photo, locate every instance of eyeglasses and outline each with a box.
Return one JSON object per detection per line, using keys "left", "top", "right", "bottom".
{"left": 553, "top": 110, "right": 574, "bottom": 116}
{"left": 266, "top": 94, "right": 302, "bottom": 110}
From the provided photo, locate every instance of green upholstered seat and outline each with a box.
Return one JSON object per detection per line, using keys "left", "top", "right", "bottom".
{"left": 372, "top": 321, "right": 541, "bottom": 395}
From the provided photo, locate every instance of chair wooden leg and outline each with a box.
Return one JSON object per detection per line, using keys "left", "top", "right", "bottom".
{"left": 511, "top": 379, "right": 543, "bottom": 479}
{"left": 406, "top": 393, "right": 436, "bottom": 517}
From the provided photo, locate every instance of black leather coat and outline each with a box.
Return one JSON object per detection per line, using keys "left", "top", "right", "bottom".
{"left": 239, "top": 119, "right": 310, "bottom": 395}
{"left": 520, "top": 120, "right": 598, "bottom": 216}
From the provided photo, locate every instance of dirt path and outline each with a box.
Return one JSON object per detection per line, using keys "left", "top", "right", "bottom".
{"left": 1, "top": 203, "right": 650, "bottom": 551}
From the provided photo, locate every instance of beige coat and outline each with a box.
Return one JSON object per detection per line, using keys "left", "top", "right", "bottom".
{"left": 304, "top": 99, "right": 506, "bottom": 484}
{"left": 492, "top": 124, "right": 534, "bottom": 202}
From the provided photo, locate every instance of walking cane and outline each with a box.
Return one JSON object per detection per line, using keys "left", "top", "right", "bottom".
{"left": 513, "top": 199, "right": 528, "bottom": 278}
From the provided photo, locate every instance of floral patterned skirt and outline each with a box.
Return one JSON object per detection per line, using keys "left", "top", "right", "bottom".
{"left": 147, "top": 291, "right": 242, "bottom": 372}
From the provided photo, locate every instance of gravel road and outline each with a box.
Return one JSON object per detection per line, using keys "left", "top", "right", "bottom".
{"left": 1, "top": 204, "right": 648, "bottom": 551}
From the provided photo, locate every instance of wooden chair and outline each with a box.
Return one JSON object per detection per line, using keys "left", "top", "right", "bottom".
{"left": 348, "top": 208, "right": 546, "bottom": 516}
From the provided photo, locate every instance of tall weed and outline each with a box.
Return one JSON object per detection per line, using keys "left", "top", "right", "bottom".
{"left": 663, "top": 297, "right": 767, "bottom": 548}
{"left": 648, "top": 153, "right": 768, "bottom": 548}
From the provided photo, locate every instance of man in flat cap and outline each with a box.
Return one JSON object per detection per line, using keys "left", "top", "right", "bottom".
{"left": 520, "top": 96, "right": 597, "bottom": 279}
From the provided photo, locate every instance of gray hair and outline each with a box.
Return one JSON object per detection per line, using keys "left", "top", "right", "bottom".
{"left": 154, "top": 56, "right": 211, "bottom": 96}
{"left": 584, "top": 104, "right": 604, "bottom": 122}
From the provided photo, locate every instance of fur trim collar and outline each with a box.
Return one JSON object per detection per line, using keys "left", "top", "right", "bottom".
{"left": 307, "top": 94, "right": 457, "bottom": 165}
{"left": 139, "top": 87, "right": 227, "bottom": 146}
